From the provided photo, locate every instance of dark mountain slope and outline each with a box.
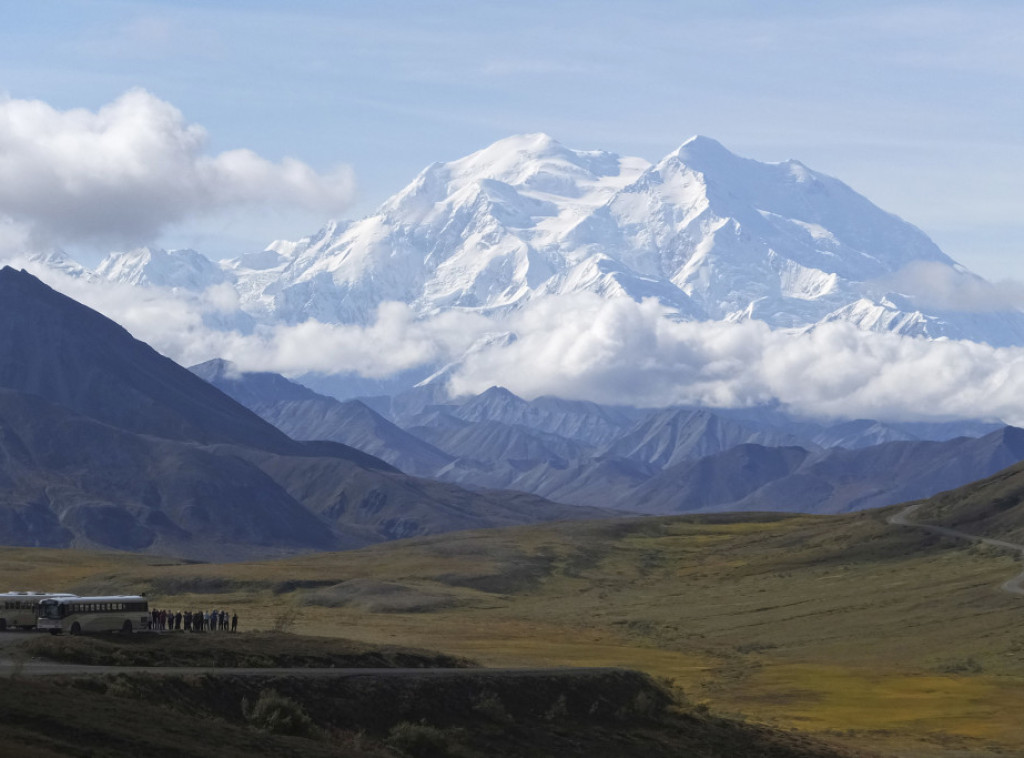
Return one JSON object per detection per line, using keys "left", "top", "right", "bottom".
{"left": 251, "top": 449, "right": 600, "bottom": 542}
{"left": 0, "top": 267, "right": 302, "bottom": 451}
{"left": 440, "top": 386, "right": 640, "bottom": 446}
{"left": 907, "top": 429, "right": 1024, "bottom": 544}
{"left": 601, "top": 408, "right": 808, "bottom": 469}
{"left": 731, "top": 426, "right": 1024, "bottom": 514}
{"left": 619, "top": 426, "right": 1024, "bottom": 516}
{"left": 0, "top": 388, "right": 343, "bottom": 557}
{"left": 410, "top": 420, "right": 591, "bottom": 469}
{"left": 0, "top": 269, "right": 605, "bottom": 558}
{"left": 191, "top": 359, "right": 452, "bottom": 476}
{"left": 630, "top": 444, "right": 812, "bottom": 513}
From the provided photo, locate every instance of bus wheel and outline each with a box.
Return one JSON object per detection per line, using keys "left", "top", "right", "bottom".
{"left": 70, "top": 622, "right": 81, "bottom": 636}
{"left": 121, "top": 620, "right": 133, "bottom": 634}
{"left": 49, "top": 629, "right": 61, "bottom": 636}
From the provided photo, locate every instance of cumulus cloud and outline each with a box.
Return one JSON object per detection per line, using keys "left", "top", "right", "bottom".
{"left": 447, "top": 293, "right": 1024, "bottom": 425}
{"left": 0, "top": 89, "right": 355, "bottom": 247}
{"left": 20, "top": 259, "right": 491, "bottom": 382}
{"left": 878, "top": 260, "right": 1024, "bottom": 312}
{"left": 18, "top": 259, "right": 1024, "bottom": 426}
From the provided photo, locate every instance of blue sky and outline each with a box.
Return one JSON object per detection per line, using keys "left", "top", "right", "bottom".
{"left": 3, "top": 1, "right": 1023, "bottom": 279}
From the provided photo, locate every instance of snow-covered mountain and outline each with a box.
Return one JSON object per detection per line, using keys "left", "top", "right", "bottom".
{"left": 97, "top": 246, "right": 229, "bottom": 291}
{"left": 72, "top": 133, "right": 1024, "bottom": 345}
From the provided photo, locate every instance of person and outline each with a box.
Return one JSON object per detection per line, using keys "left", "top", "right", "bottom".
{"left": 184, "top": 610, "right": 192, "bottom": 632}
{"left": 231, "top": 612, "right": 238, "bottom": 633}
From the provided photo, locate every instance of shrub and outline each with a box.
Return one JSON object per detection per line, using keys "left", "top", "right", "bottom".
{"left": 471, "top": 689, "right": 513, "bottom": 724}
{"left": 543, "top": 693, "right": 568, "bottom": 721}
{"left": 384, "top": 721, "right": 451, "bottom": 757}
{"left": 241, "top": 688, "right": 313, "bottom": 735}
{"left": 937, "top": 657, "right": 984, "bottom": 674}
{"left": 271, "top": 606, "right": 300, "bottom": 634}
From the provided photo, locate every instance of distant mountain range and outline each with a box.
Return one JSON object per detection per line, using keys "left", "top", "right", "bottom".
{"left": 2, "top": 263, "right": 1020, "bottom": 563}
{"left": 11, "top": 132, "right": 1024, "bottom": 551}
{"left": 31, "top": 134, "right": 1024, "bottom": 392}
{"left": 0, "top": 268, "right": 601, "bottom": 559}
{"left": 193, "top": 360, "right": 1019, "bottom": 516}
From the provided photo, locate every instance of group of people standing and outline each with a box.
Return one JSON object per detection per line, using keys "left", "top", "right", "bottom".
{"left": 150, "top": 608, "right": 238, "bottom": 632}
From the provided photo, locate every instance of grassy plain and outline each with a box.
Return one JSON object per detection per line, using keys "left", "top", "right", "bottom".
{"left": 4, "top": 507, "right": 1023, "bottom": 757}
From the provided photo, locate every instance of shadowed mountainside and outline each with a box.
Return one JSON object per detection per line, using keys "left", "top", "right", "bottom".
{"left": 192, "top": 358, "right": 1024, "bottom": 516}
{"left": 191, "top": 359, "right": 453, "bottom": 477}
{"left": 0, "top": 268, "right": 604, "bottom": 558}
{"left": 909, "top": 452, "right": 1024, "bottom": 545}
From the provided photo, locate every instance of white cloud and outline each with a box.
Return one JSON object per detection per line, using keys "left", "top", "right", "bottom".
{"left": 20, "top": 259, "right": 491, "bottom": 382}
{"left": 878, "top": 260, "right": 1024, "bottom": 312}
{"left": 447, "top": 293, "right": 1024, "bottom": 425}
{"left": 0, "top": 89, "right": 355, "bottom": 247}
{"left": 17, "top": 260, "right": 1024, "bottom": 426}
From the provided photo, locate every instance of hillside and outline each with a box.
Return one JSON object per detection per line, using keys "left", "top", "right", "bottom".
{"left": 191, "top": 359, "right": 454, "bottom": 477}
{"left": 908, "top": 455, "right": 1024, "bottom": 544}
{"left": 4, "top": 501, "right": 1022, "bottom": 757}
{"left": 0, "top": 268, "right": 604, "bottom": 558}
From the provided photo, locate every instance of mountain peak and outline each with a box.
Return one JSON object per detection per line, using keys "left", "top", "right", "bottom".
{"left": 96, "top": 246, "right": 227, "bottom": 291}
{"left": 443, "top": 133, "right": 624, "bottom": 191}
{"left": 678, "top": 134, "right": 730, "bottom": 154}
{"left": 667, "top": 135, "right": 749, "bottom": 174}
{"left": 189, "top": 358, "right": 241, "bottom": 382}
{"left": 477, "top": 132, "right": 563, "bottom": 157}
{"left": 479, "top": 385, "right": 523, "bottom": 402}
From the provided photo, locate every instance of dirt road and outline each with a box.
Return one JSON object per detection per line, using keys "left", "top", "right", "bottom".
{"left": 888, "top": 502, "right": 1024, "bottom": 597}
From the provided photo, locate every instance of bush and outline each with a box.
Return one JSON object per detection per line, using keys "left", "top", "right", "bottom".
{"left": 937, "top": 657, "right": 984, "bottom": 674}
{"left": 241, "top": 688, "right": 314, "bottom": 735}
{"left": 384, "top": 721, "right": 451, "bottom": 757}
{"left": 271, "top": 606, "right": 301, "bottom": 633}
{"left": 470, "top": 689, "right": 512, "bottom": 724}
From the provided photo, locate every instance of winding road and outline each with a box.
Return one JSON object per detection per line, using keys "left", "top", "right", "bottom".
{"left": 888, "top": 502, "right": 1024, "bottom": 597}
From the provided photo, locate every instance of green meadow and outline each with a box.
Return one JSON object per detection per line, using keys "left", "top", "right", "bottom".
{"left": 4, "top": 507, "right": 1023, "bottom": 757}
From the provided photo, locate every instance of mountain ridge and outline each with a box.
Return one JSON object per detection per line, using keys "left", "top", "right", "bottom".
{"left": 193, "top": 362, "right": 1024, "bottom": 518}
{"left": 0, "top": 269, "right": 607, "bottom": 558}
{"left": 40, "top": 132, "right": 1024, "bottom": 358}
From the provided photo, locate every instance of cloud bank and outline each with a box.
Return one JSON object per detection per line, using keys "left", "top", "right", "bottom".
{"left": 21, "top": 259, "right": 1024, "bottom": 427}
{"left": 878, "top": 260, "right": 1024, "bottom": 312}
{"left": 0, "top": 89, "right": 355, "bottom": 247}
{"left": 448, "top": 294, "right": 1024, "bottom": 424}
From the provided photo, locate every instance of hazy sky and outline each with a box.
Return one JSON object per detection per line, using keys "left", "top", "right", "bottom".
{"left": 3, "top": 1, "right": 1023, "bottom": 279}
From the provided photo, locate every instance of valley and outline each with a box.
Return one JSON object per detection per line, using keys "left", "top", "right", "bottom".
{"left": 7, "top": 7, "right": 1024, "bottom": 758}
{"left": 3, "top": 501, "right": 1022, "bottom": 757}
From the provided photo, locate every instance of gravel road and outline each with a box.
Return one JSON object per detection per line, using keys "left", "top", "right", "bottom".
{"left": 888, "top": 502, "right": 1024, "bottom": 597}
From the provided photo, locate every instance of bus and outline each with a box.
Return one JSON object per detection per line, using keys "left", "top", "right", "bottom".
{"left": 0, "top": 592, "right": 77, "bottom": 631}
{"left": 37, "top": 595, "right": 149, "bottom": 635}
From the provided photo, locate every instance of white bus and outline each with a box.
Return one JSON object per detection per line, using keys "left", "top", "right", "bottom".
{"left": 0, "top": 592, "right": 77, "bottom": 631}
{"left": 37, "top": 595, "right": 149, "bottom": 635}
